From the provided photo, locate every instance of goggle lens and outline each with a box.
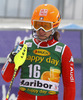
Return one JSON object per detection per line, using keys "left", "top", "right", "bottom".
{"left": 33, "top": 21, "right": 53, "bottom": 31}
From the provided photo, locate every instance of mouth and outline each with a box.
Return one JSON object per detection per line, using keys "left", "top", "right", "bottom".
{"left": 38, "top": 34, "right": 47, "bottom": 38}
{"left": 39, "top": 34, "right": 45, "bottom": 36}
{"left": 38, "top": 31, "right": 46, "bottom": 36}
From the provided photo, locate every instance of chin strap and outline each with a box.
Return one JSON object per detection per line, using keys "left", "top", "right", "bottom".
{"left": 52, "top": 27, "right": 58, "bottom": 35}
{"left": 35, "top": 35, "right": 53, "bottom": 48}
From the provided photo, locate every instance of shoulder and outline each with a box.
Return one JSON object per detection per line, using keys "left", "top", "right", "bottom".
{"left": 19, "top": 39, "right": 33, "bottom": 44}
{"left": 57, "top": 42, "right": 65, "bottom": 46}
{"left": 63, "top": 45, "right": 71, "bottom": 54}
{"left": 55, "top": 42, "right": 66, "bottom": 54}
{"left": 62, "top": 45, "right": 73, "bottom": 59}
{"left": 57, "top": 42, "right": 71, "bottom": 51}
{"left": 56, "top": 42, "right": 72, "bottom": 56}
{"left": 24, "top": 39, "right": 33, "bottom": 43}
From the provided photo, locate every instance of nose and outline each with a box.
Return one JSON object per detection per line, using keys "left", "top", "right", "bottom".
{"left": 38, "top": 29, "right": 45, "bottom": 36}
{"left": 39, "top": 28, "right": 45, "bottom": 32}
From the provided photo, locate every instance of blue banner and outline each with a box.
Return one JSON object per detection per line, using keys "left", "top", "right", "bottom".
{"left": 0, "top": 30, "right": 81, "bottom": 58}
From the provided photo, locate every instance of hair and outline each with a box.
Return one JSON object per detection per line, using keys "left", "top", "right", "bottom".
{"left": 53, "top": 31, "right": 60, "bottom": 41}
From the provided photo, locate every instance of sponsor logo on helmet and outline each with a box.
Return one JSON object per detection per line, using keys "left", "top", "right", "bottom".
{"left": 39, "top": 9, "right": 48, "bottom": 16}
{"left": 40, "top": 17, "right": 44, "bottom": 20}
{"left": 33, "top": 49, "right": 50, "bottom": 56}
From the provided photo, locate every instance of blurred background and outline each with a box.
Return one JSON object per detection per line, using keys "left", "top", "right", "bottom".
{"left": 0, "top": 0, "right": 83, "bottom": 100}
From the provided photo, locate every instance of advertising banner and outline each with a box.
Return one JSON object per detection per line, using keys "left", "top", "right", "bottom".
{"left": 0, "top": 30, "right": 81, "bottom": 58}
{"left": 0, "top": 30, "right": 32, "bottom": 57}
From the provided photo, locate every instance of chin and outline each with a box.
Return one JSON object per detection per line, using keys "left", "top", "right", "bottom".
{"left": 39, "top": 37, "right": 47, "bottom": 40}
{"left": 38, "top": 36, "right": 47, "bottom": 40}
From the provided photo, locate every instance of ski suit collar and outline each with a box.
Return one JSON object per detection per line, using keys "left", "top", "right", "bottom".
{"left": 33, "top": 38, "right": 58, "bottom": 47}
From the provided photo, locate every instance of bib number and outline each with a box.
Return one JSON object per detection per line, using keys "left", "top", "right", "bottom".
{"left": 28, "top": 64, "right": 41, "bottom": 78}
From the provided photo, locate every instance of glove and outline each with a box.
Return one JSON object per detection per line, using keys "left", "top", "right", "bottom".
{"left": 7, "top": 44, "right": 24, "bottom": 63}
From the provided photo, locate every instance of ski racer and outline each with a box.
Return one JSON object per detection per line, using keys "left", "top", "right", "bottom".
{"left": 1, "top": 4, "right": 75, "bottom": 100}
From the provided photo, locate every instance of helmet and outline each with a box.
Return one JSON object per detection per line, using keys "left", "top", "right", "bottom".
{"left": 31, "top": 4, "right": 61, "bottom": 32}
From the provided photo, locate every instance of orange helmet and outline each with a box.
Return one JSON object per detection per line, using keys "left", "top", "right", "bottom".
{"left": 31, "top": 4, "right": 61, "bottom": 30}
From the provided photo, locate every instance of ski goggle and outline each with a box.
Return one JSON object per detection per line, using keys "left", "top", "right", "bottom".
{"left": 33, "top": 20, "right": 53, "bottom": 32}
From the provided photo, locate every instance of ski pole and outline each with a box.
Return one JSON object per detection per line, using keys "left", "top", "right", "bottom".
{"left": 6, "top": 44, "right": 27, "bottom": 100}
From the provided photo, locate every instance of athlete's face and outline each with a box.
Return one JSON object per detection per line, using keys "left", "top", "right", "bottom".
{"left": 36, "top": 29, "right": 52, "bottom": 40}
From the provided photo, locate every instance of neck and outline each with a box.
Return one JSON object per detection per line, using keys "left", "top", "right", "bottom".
{"left": 34, "top": 37, "right": 58, "bottom": 47}
{"left": 37, "top": 35, "right": 53, "bottom": 42}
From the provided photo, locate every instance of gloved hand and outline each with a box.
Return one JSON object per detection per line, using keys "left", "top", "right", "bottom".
{"left": 7, "top": 44, "right": 24, "bottom": 63}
